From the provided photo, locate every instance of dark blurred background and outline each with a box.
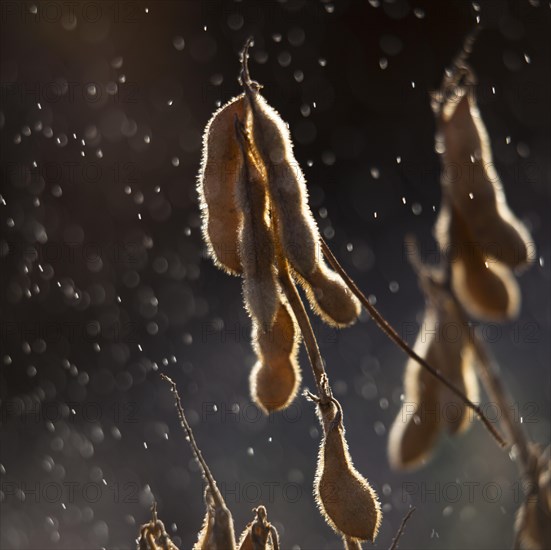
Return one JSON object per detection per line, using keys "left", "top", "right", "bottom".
{"left": 1, "top": 0, "right": 549, "bottom": 548}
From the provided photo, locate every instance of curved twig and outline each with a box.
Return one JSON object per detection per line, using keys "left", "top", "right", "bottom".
{"left": 320, "top": 237, "right": 506, "bottom": 448}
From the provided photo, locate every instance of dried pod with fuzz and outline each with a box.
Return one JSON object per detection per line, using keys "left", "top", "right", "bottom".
{"left": 137, "top": 503, "right": 179, "bottom": 550}
{"left": 237, "top": 506, "right": 280, "bottom": 550}
{"left": 240, "top": 40, "right": 360, "bottom": 328}
{"left": 435, "top": 200, "right": 520, "bottom": 321}
{"left": 250, "top": 300, "right": 301, "bottom": 413}
{"left": 160, "top": 375, "right": 236, "bottom": 550}
{"left": 293, "top": 263, "right": 361, "bottom": 328}
{"left": 310, "top": 392, "right": 381, "bottom": 542}
{"left": 243, "top": 85, "right": 319, "bottom": 277}
{"left": 432, "top": 61, "right": 534, "bottom": 269}
{"left": 235, "top": 120, "right": 279, "bottom": 331}
{"left": 198, "top": 95, "right": 246, "bottom": 275}
{"left": 388, "top": 269, "right": 479, "bottom": 470}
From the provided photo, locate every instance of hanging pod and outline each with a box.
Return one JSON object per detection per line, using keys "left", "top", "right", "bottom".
{"left": 240, "top": 44, "right": 360, "bottom": 328}
{"left": 237, "top": 506, "right": 280, "bottom": 550}
{"left": 194, "top": 487, "right": 237, "bottom": 550}
{"left": 235, "top": 120, "right": 280, "bottom": 332}
{"left": 435, "top": 200, "right": 520, "bottom": 322}
{"left": 313, "top": 396, "right": 381, "bottom": 542}
{"left": 250, "top": 300, "right": 302, "bottom": 413}
{"left": 388, "top": 283, "right": 479, "bottom": 470}
{"left": 433, "top": 62, "right": 534, "bottom": 270}
{"left": 198, "top": 95, "right": 246, "bottom": 275}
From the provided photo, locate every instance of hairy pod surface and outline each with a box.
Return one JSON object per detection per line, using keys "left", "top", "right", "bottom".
{"left": 435, "top": 65, "right": 533, "bottom": 269}
{"left": 236, "top": 123, "right": 279, "bottom": 332}
{"left": 436, "top": 202, "right": 520, "bottom": 321}
{"left": 295, "top": 263, "right": 361, "bottom": 327}
{"left": 388, "top": 299, "right": 479, "bottom": 470}
{"left": 199, "top": 95, "right": 246, "bottom": 275}
{"left": 245, "top": 91, "right": 320, "bottom": 277}
{"left": 250, "top": 301, "right": 301, "bottom": 412}
{"left": 194, "top": 488, "right": 236, "bottom": 550}
{"left": 314, "top": 399, "right": 381, "bottom": 542}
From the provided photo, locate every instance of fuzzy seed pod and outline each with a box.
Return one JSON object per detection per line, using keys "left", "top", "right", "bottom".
{"left": 194, "top": 488, "right": 236, "bottom": 550}
{"left": 244, "top": 91, "right": 320, "bottom": 277}
{"left": 237, "top": 506, "right": 280, "bottom": 550}
{"left": 295, "top": 263, "right": 361, "bottom": 327}
{"left": 198, "top": 95, "right": 246, "bottom": 275}
{"left": 388, "top": 296, "right": 479, "bottom": 470}
{"left": 250, "top": 300, "right": 301, "bottom": 413}
{"left": 436, "top": 201, "right": 520, "bottom": 322}
{"left": 314, "top": 398, "right": 382, "bottom": 542}
{"left": 434, "top": 64, "right": 534, "bottom": 269}
{"left": 236, "top": 122, "right": 279, "bottom": 332}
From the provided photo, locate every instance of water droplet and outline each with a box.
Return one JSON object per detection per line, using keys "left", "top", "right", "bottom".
{"left": 173, "top": 36, "right": 185, "bottom": 50}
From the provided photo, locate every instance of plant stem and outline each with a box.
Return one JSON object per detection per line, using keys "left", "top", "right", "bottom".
{"left": 320, "top": 237, "right": 506, "bottom": 448}
{"left": 160, "top": 374, "right": 227, "bottom": 509}
{"left": 278, "top": 259, "right": 331, "bottom": 403}
{"left": 388, "top": 507, "right": 416, "bottom": 550}
{"left": 453, "top": 302, "right": 534, "bottom": 477}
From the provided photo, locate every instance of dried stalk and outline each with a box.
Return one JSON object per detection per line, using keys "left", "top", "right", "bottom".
{"left": 388, "top": 507, "right": 416, "bottom": 550}
{"left": 277, "top": 257, "right": 330, "bottom": 402}
{"left": 320, "top": 237, "right": 506, "bottom": 447}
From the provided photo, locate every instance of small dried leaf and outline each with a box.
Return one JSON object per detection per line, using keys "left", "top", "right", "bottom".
{"left": 237, "top": 506, "right": 279, "bottom": 550}
{"left": 198, "top": 95, "right": 246, "bottom": 275}
{"left": 314, "top": 398, "right": 381, "bottom": 542}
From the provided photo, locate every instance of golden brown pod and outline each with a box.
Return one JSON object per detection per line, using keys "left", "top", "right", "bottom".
{"left": 314, "top": 397, "right": 381, "bottom": 542}
{"left": 434, "top": 64, "right": 534, "bottom": 269}
{"left": 250, "top": 300, "right": 301, "bottom": 413}
{"left": 245, "top": 90, "right": 320, "bottom": 278}
{"left": 193, "top": 487, "right": 236, "bottom": 550}
{"left": 295, "top": 263, "right": 361, "bottom": 328}
{"left": 198, "top": 95, "right": 246, "bottom": 275}
{"left": 237, "top": 506, "right": 280, "bottom": 550}
{"left": 436, "top": 201, "right": 520, "bottom": 322}
{"left": 235, "top": 122, "right": 279, "bottom": 332}
{"left": 388, "top": 297, "right": 479, "bottom": 470}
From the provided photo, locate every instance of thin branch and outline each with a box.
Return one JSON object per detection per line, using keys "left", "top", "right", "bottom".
{"left": 320, "top": 237, "right": 506, "bottom": 448}
{"left": 388, "top": 507, "right": 416, "bottom": 550}
{"left": 278, "top": 258, "right": 331, "bottom": 403}
{"left": 452, "top": 302, "right": 534, "bottom": 476}
{"left": 160, "top": 373, "right": 226, "bottom": 509}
